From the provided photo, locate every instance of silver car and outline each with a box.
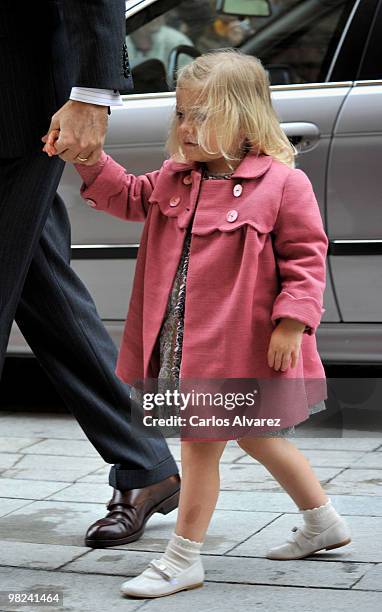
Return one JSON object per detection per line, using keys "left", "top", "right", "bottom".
{"left": 8, "top": 0, "right": 382, "bottom": 366}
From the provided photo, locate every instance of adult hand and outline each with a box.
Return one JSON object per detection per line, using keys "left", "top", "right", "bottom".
{"left": 41, "top": 100, "right": 108, "bottom": 165}
{"left": 267, "top": 318, "right": 305, "bottom": 371}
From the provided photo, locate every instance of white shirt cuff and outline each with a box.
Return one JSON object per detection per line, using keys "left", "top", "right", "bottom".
{"left": 69, "top": 88, "right": 124, "bottom": 106}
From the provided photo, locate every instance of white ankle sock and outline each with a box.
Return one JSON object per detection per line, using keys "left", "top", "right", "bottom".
{"left": 300, "top": 497, "right": 342, "bottom": 538}
{"left": 159, "top": 532, "right": 203, "bottom": 574}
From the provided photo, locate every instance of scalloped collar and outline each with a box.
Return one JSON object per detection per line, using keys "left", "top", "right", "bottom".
{"left": 166, "top": 150, "right": 273, "bottom": 179}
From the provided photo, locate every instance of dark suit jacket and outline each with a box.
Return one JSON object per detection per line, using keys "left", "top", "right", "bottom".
{"left": 0, "top": 0, "right": 133, "bottom": 157}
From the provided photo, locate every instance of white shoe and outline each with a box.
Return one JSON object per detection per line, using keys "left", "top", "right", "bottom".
{"left": 120, "top": 557, "right": 205, "bottom": 598}
{"left": 266, "top": 517, "right": 352, "bottom": 560}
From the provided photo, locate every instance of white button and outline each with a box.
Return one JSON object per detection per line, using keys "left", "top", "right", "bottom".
{"left": 226, "top": 209, "right": 238, "bottom": 222}
{"left": 86, "top": 199, "right": 97, "bottom": 208}
{"left": 233, "top": 184, "right": 243, "bottom": 197}
{"left": 183, "top": 175, "right": 192, "bottom": 185}
{"left": 169, "top": 196, "right": 181, "bottom": 207}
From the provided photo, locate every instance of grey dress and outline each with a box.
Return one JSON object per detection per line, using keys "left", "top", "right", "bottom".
{"left": 156, "top": 168, "right": 327, "bottom": 436}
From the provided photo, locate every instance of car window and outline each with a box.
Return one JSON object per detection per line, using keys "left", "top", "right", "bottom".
{"left": 247, "top": 1, "right": 356, "bottom": 85}
{"left": 357, "top": 0, "right": 382, "bottom": 80}
{"left": 124, "top": 0, "right": 357, "bottom": 94}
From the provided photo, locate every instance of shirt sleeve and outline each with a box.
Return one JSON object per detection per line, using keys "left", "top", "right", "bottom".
{"left": 70, "top": 88, "right": 124, "bottom": 106}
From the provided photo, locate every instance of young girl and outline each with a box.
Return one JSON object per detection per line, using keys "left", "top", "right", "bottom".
{"left": 44, "top": 49, "right": 351, "bottom": 599}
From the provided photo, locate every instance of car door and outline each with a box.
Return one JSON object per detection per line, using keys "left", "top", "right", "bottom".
{"left": 327, "top": 0, "right": 382, "bottom": 325}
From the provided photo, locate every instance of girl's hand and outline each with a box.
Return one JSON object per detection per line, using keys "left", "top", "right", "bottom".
{"left": 267, "top": 318, "right": 305, "bottom": 371}
{"left": 42, "top": 129, "right": 60, "bottom": 157}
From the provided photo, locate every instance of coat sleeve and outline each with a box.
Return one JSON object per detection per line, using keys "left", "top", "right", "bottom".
{"left": 270, "top": 168, "right": 329, "bottom": 335}
{"left": 75, "top": 151, "right": 161, "bottom": 222}
{"left": 62, "top": 0, "right": 133, "bottom": 93}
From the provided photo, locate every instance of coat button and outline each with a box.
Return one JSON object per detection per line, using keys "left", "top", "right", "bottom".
{"left": 226, "top": 209, "right": 238, "bottom": 222}
{"left": 183, "top": 175, "right": 192, "bottom": 185}
{"left": 86, "top": 199, "right": 97, "bottom": 207}
{"left": 169, "top": 196, "right": 181, "bottom": 207}
{"left": 233, "top": 184, "right": 243, "bottom": 197}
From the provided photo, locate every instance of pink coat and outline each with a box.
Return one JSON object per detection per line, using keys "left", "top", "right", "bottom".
{"left": 76, "top": 149, "right": 329, "bottom": 429}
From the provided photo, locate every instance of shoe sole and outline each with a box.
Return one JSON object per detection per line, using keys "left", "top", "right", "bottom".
{"left": 121, "top": 582, "right": 204, "bottom": 599}
{"left": 267, "top": 537, "right": 352, "bottom": 560}
{"left": 85, "top": 487, "right": 180, "bottom": 548}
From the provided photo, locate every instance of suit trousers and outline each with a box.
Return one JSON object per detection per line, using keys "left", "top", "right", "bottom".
{"left": 0, "top": 150, "right": 178, "bottom": 489}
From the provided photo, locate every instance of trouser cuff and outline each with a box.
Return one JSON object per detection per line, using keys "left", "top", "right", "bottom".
{"left": 109, "top": 455, "right": 179, "bottom": 490}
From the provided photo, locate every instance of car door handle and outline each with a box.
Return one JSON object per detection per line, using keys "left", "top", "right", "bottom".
{"left": 280, "top": 122, "right": 320, "bottom": 153}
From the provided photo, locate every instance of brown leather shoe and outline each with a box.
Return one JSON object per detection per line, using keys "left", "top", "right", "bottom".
{"left": 85, "top": 474, "right": 180, "bottom": 548}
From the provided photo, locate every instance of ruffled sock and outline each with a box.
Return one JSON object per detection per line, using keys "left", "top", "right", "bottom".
{"left": 158, "top": 532, "right": 204, "bottom": 574}
{"left": 300, "top": 497, "right": 342, "bottom": 538}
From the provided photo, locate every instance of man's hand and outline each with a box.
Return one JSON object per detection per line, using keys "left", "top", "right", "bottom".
{"left": 267, "top": 318, "right": 305, "bottom": 372}
{"left": 41, "top": 100, "right": 108, "bottom": 165}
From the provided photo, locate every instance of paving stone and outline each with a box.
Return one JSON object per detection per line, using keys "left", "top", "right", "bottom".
{"left": 0, "top": 498, "right": 35, "bottom": 518}
{"left": 63, "top": 547, "right": 367, "bottom": 589}
{"left": 0, "top": 541, "right": 89, "bottom": 570}
{"left": 0, "top": 437, "right": 43, "bottom": 453}
{"left": 116, "top": 508, "right": 279, "bottom": 555}
{"left": 324, "top": 468, "right": 382, "bottom": 496}
{"left": 77, "top": 462, "right": 182, "bottom": 484}
{"left": 137, "top": 582, "right": 382, "bottom": 612}
{"left": 350, "top": 452, "right": 382, "bottom": 469}
{"left": 21, "top": 439, "right": 101, "bottom": 457}
{"left": 169, "top": 443, "right": 245, "bottom": 463}
{"left": 216, "top": 490, "right": 382, "bottom": 516}
{"left": 326, "top": 494, "right": 382, "bottom": 516}
{"left": 236, "top": 449, "right": 366, "bottom": 468}
{"left": 227, "top": 513, "right": 382, "bottom": 562}
{"left": 0, "top": 453, "right": 23, "bottom": 470}
{"left": 218, "top": 463, "right": 341, "bottom": 491}
{"left": 353, "top": 563, "right": 382, "bottom": 590}
{"left": 0, "top": 500, "right": 109, "bottom": 547}
{"left": 1, "top": 454, "right": 105, "bottom": 483}
{"left": 0, "top": 413, "right": 87, "bottom": 440}
{"left": 341, "top": 431, "right": 382, "bottom": 443}
{"left": 76, "top": 465, "right": 112, "bottom": 484}
{"left": 0, "top": 567, "right": 144, "bottom": 612}
{"left": 165, "top": 438, "right": 241, "bottom": 448}
{"left": 47, "top": 483, "right": 113, "bottom": 504}
{"left": 0, "top": 478, "right": 70, "bottom": 501}
{"left": 295, "top": 437, "right": 382, "bottom": 451}
{"left": 203, "top": 554, "right": 365, "bottom": 589}
{"left": 165, "top": 437, "right": 181, "bottom": 446}
{"left": 63, "top": 548, "right": 155, "bottom": 576}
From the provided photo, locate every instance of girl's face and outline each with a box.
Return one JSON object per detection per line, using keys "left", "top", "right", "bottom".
{"left": 176, "top": 87, "right": 243, "bottom": 172}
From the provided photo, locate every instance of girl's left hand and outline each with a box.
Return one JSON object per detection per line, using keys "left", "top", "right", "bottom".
{"left": 267, "top": 319, "right": 305, "bottom": 371}
{"left": 41, "top": 129, "right": 60, "bottom": 156}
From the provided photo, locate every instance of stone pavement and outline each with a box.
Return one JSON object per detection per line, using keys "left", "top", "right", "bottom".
{"left": 0, "top": 410, "right": 381, "bottom": 612}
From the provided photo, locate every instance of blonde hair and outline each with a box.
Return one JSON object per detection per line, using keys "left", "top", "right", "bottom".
{"left": 166, "top": 48, "right": 296, "bottom": 170}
